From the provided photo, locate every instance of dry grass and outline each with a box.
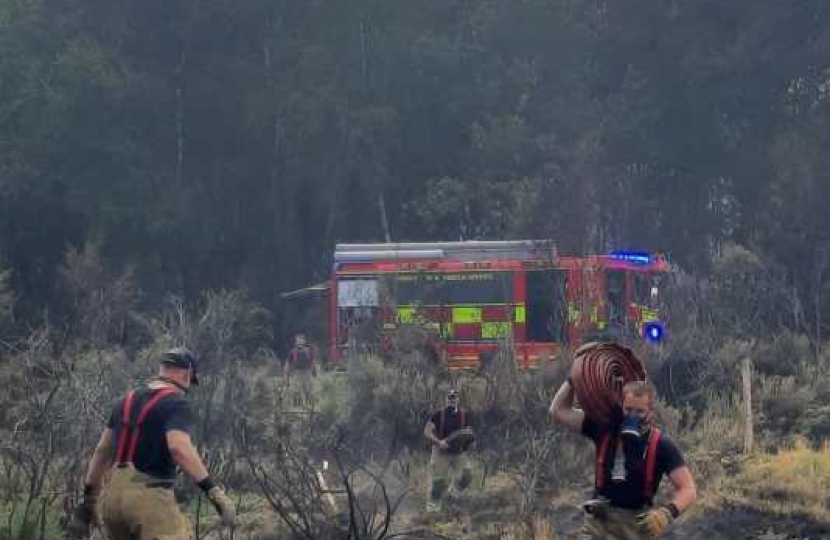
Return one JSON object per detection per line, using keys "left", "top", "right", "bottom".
{"left": 531, "top": 516, "right": 555, "bottom": 540}
{"left": 716, "top": 438, "right": 830, "bottom": 523}
{"left": 487, "top": 517, "right": 556, "bottom": 540}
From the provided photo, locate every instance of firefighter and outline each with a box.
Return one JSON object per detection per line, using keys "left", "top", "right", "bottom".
{"left": 423, "top": 389, "right": 475, "bottom": 513}
{"left": 283, "top": 333, "right": 317, "bottom": 405}
{"left": 68, "top": 348, "right": 236, "bottom": 540}
{"left": 550, "top": 379, "right": 696, "bottom": 539}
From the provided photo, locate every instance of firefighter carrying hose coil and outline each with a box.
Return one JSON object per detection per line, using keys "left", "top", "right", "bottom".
{"left": 550, "top": 342, "right": 696, "bottom": 540}
{"left": 423, "top": 389, "right": 475, "bottom": 514}
{"left": 68, "top": 348, "right": 236, "bottom": 540}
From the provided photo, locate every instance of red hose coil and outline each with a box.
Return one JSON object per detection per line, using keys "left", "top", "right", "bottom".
{"left": 570, "top": 342, "right": 647, "bottom": 426}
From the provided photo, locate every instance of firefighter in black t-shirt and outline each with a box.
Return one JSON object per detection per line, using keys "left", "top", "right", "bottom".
{"left": 550, "top": 379, "right": 697, "bottom": 539}
{"left": 68, "top": 348, "right": 236, "bottom": 540}
{"left": 423, "top": 389, "right": 475, "bottom": 513}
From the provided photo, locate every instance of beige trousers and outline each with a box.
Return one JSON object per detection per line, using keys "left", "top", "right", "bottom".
{"left": 101, "top": 467, "right": 190, "bottom": 540}
{"left": 426, "top": 447, "right": 473, "bottom": 508}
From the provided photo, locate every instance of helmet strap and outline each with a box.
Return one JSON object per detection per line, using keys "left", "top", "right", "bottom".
{"left": 157, "top": 376, "right": 188, "bottom": 393}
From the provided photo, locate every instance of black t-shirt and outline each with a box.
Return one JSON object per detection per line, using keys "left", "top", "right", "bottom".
{"left": 289, "top": 346, "right": 314, "bottom": 371}
{"left": 582, "top": 418, "right": 685, "bottom": 509}
{"left": 428, "top": 407, "right": 470, "bottom": 454}
{"left": 107, "top": 387, "right": 194, "bottom": 480}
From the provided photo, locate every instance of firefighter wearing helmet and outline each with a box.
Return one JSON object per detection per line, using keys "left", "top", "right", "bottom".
{"left": 68, "top": 347, "right": 236, "bottom": 540}
{"left": 423, "top": 388, "right": 475, "bottom": 513}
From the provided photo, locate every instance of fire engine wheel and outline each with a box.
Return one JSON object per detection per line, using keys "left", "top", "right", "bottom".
{"left": 570, "top": 342, "right": 647, "bottom": 426}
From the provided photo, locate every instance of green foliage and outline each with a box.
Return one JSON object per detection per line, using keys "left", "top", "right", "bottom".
{"left": 707, "top": 244, "right": 792, "bottom": 338}
{"left": 313, "top": 371, "right": 350, "bottom": 432}
{"left": 323, "top": 354, "right": 441, "bottom": 456}
{"left": 0, "top": 503, "right": 63, "bottom": 540}
{"left": 0, "top": 0, "right": 826, "bottom": 347}
{"left": 1, "top": 2, "right": 830, "bottom": 534}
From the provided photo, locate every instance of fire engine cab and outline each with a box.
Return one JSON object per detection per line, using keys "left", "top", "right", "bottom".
{"left": 328, "top": 240, "right": 668, "bottom": 369}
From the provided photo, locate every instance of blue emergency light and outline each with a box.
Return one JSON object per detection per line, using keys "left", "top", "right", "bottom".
{"left": 643, "top": 322, "right": 665, "bottom": 344}
{"left": 609, "top": 250, "right": 653, "bottom": 265}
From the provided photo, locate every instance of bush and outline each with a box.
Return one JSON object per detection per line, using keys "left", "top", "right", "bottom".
{"left": 0, "top": 503, "right": 63, "bottom": 540}
{"left": 752, "top": 332, "right": 811, "bottom": 378}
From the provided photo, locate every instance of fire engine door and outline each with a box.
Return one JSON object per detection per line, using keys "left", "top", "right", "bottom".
{"left": 526, "top": 270, "right": 567, "bottom": 342}
{"left": 566, "top": 266, "right": 603, "bottom": 343}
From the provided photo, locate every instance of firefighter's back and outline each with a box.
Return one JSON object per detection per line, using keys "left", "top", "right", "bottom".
{"left": 101, "top": 386, "right": 194, "bottom": 540}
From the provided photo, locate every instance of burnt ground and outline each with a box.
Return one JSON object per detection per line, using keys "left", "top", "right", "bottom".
{"left": 244, "top": 476, "right": 830, "bottom": 540}
{"left": 399, "top": 490, "right": 830, "bottom": 540}
{"left": 296, "top": 457, "right": 830, "bottom": 540}
{"left": 667, "top": 506, "right": 830, "bottom": 540}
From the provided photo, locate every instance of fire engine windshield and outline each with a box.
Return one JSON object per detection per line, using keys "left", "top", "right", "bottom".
{"left": 338, "top": 279, "right": 379, "bottom": 307}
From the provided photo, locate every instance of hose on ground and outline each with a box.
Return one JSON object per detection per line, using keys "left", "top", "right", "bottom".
{"left": 570, "top": 342, "right": 647, "bottom": 426}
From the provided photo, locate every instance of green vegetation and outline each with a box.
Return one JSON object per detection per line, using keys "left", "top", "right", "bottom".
{"left": 0, "top": 0, "right": 828, "bottom": 343}
{"left": 0, "top": 0, "right": 829, "bottom": 539}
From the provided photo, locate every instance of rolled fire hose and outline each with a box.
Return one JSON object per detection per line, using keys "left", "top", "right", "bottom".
{"left": 570, "top": 342, "right": 647, "bottom": 426}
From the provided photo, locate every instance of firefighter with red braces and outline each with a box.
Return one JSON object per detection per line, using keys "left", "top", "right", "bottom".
{"left": 423, "top": 388, "right": 475, "bottom": 514}
{"left": 68, "top": 348, "right": 236, "bottom": 540}
{"left": 551, "top": 376, "right": 696, "bottom": 539}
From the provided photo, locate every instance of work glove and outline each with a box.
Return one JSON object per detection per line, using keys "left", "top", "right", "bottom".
{"left": 206, "top": 486, "right": 236, "bottom": 527}
{"left": 66, "top": 486, "right": 101, "bottom": 540}
{"left": 636, "top": 505, "right": 674, "bottom": 538}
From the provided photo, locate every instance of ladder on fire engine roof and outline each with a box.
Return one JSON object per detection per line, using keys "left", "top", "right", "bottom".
{"left": 333, "top": 239, "right": 558, "bottom": 263}
{"left": 280, "top": 282, "right": 329, "bottom": 299}
{"left": 282, "top": 240, "right": 558, "bottom": 298}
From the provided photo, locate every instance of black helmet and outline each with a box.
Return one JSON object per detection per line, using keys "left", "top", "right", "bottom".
{"left": 160, "top": 347, "right": 199, "bottom": 385}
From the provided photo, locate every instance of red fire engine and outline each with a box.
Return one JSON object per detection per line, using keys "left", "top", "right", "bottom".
{"left": 329, "top": 240, "right": 669, "bottom": 369}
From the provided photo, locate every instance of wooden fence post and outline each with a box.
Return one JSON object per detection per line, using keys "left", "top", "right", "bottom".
{"left": 742, "top": 357, "right": 754, "bottom": 454}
